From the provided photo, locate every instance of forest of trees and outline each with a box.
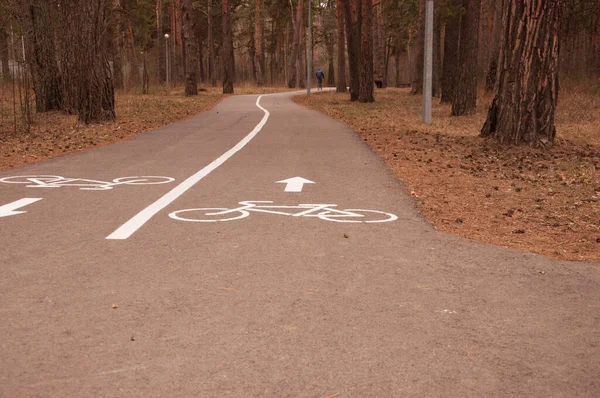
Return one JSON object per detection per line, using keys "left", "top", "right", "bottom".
{"left": 0, "top": 0, "right": 599, "bottom": 146}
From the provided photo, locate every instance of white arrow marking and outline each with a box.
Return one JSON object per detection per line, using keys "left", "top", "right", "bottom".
{"left": 0, "top": 198, "right": 42, "bottom": 218}
{"left": 276, "top": 177, "right": 315, "bottom": 192}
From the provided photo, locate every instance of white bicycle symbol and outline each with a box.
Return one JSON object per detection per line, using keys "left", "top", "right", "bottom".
{"left": 169, "top": 201, "right": 398, "bottom": 223}
{"left": 0, "top": 175, "right": 175, "bottom": 190}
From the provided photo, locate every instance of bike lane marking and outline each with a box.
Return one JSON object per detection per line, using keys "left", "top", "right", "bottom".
{"left": 106, "top": 95, "right": 271, "bottom": 240}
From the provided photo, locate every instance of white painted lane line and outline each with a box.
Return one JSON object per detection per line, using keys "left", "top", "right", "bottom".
{"left": 0, "top": 198, "right": 42, "bottom": 218}
{"left": 106, "top": 95, "right": 270, "bottom": 240}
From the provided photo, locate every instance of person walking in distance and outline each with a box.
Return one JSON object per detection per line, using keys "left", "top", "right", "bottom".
{"left": 315, "top": 68, "right": 325, "bottom": 90}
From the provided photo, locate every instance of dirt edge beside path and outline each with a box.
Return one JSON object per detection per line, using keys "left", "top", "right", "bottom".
{"left": 294, "top": 89, "right": 600, "bottom": 263}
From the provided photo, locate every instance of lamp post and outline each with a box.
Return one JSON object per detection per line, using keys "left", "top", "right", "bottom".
{"left": 164, "top": 33, "right": 170, "bottom": 89}
{"left": 422, "top": 0, "right": 434, "bottom": 124}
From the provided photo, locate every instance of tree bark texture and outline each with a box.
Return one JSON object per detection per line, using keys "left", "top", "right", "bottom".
{"left": 336, "top": 0, "right": 346, "bottom": 92}
{"left": 27, "top": 0, "right": 63, "bottom": 112}
{"left": 432, "top": 13, "right": 442, "bottom": 97}
{"left": 452, "top": 0, "right": 481, "bottom": 116}
{"left": 485, "top": 0, "right": 504, "bottom": 91}
{"left": 222, "top": 0, "right": 235, "bottom": 93}
{"left": 344, "top": 0, "right": 361, "bottom": 101}
{"left": 359, "top": 0, "right": 374, "bottom": 102}
{"left": 374, "top": 0, "right": 385, "bottom": 87}
{"left": 208, "top": 0, "right": 217, "bottom": 86}
{"left": 182, "top": 0, "right": 198, "bottom": 95}
{"left": 287, "top": 0, "right": 303, "bottom": 88}
{"left": 156, "top": 0, "right": 166, "bottom": 82}
{"left": 441, "top": 2, "right": 460, "bottom": 103}
{"left": 0, "top": 27, "right": 9, "bottom": 81}
{"left": 411, "top": 0, "right": 425, "bottom": 94}
{"left": 254, "top": 0, "right": 265, "bottom": 86}
{"left": 481, "top": 0, "right": 564, "bottom": 147}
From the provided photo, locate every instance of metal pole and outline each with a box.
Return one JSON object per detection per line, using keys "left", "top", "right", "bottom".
{"left": 307, "top": 0, "right": 312, "bottom": 96}
{"left": 422, "top": 0, "right": 434, "bottom": 124}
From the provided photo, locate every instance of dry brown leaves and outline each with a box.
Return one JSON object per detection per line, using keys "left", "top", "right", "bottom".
{"left": 0, "top": 87, "right": 222, "bottom": 170}
{"left": 294, "top": 87, "right": 600, "bottom": 263}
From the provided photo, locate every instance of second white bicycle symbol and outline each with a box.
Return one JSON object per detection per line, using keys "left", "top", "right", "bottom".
{"left": 169, "top": 201, "right": 398, "bottom": 223}
{"left": 0, "top": 175, "right": 175, "bottom": 190}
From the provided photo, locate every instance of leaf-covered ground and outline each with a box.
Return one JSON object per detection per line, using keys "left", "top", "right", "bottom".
{"left": 294, "top": 88, "right": 600, "bottom": 263}
{"left": 0, "top": 88, "right": 223, "bottom": 170}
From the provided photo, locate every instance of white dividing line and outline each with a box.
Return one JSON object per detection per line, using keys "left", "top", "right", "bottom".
{"left": 106, "top": 95, "right": 270, "bottom": 240}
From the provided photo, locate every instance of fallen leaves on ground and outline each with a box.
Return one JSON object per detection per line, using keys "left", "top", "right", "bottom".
{"left": 294, "top": 88, "right": 600, "bottom": 263}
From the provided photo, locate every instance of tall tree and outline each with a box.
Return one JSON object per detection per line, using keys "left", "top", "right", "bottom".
{"left": 335, "top": 0, "right": 346, "bottom": 92}
{"left": 344, "top": 0, "right": 361, "bottom": 101}
{"left": 156, "top": 0, "right": 166, "bottom": 82}
{"left": 222, "top": 0, "right": 234, "bottom": 93}
{"left": 207, "top": 0, "right": 217, "bottom": 86}
{"left": 485, "top": 0, "right": 504, "bottom": 91}
{"left": 411, "top": 0, "right": 425, "bottom": 94}
{"left": 451, "top": 0, "right": 480, "bottom": 116}
{"left": 182, "top": 0, "right": 198, "bottom": 95}
{"left": 0, "top": 27, "right": 9, "bottom": 81}
{"left": 26, "top": 0, "right": 62, "bottom": 112}
{"left": 441, "top": 1, "right": 460, "bottom": 103}
{"left": 481, "top": 0, "right": 565, "bottom": 146}
{"left": 358, "top": 0, "right": 374, "bottom": 102}
{"left": 287, "top": 0, "right": 304, "bottom": 88}
{"left": 254, "top": 0, "right": 265, "bottom": 86}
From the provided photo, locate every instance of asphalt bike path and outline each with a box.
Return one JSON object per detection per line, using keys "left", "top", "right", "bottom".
{"left": 1, "top": 92, "right": 599, "bottom": 397}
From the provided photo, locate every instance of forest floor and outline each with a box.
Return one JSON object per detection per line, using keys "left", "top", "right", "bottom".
{"left": 294, "top": 85, "right": 600, "bottom": 263}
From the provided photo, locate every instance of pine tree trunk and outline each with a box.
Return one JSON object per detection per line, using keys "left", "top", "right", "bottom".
{"left": 441, "top": 2, "right": 460, "bottom": 103}
{"left": 254, "top": 0, "right": 264, "bottom": 86}
{"left": 208, "top": 0, "right": 217, "bottom": 86}
{"left": 358, "top": 0, "right": 374, "bottom": 102}
{"left": 485, "top": 0, "right": 504, "bottom": 91}
{"left": 222, "top": 0, "right": 234, "bottom": 93}
{"left": 326, "top": 37, "right": 335, "bottom": 87}
{"left": 287, "top": 0, "right": 303, "bottom": 88}
{"left": 395, "top": 40, "right": 401, "bottom": 87}
{"left": 452, "top": 0, "right": 481, "bottom": 116}
{"left": 156, "top": 0, "right": 166, "bottom": 82}
{"left": 0, "top": 27, "right": 9, "bottom": 81}
{"left": 336, "top": 0, "right": 347, "bottom": 92}
{"left": 411, "top": 0, "right": 425, "bottom": 94}
{"left": 344, "top": 0, "right": 361, "bottom": 101}
{"left": 374, "top": 0, "right": 385, "bottom": 88}
{"left": 182, "top": 0, "right": 198, "bottom": 96}
{"left": 27, "top": 0, "right": 62, "bottom": 112}
{"left": 432, "top": 13, "right": 441, "bottom": 97}
{"left": 481, "top": 0, "right": 564, "bottom": 147}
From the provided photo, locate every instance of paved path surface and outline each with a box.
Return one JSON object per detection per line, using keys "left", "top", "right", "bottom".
{"left": 1, "top": 92, "right": 599, "bottom": 397}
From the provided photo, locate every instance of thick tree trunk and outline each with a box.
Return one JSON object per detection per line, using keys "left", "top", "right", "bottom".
{"left": 452, "top": 0, "right": 481, "bottom": 116}
{"left": 441, "top": 4, "right": 460, "bottom": 103}
{"left": 326, "top": 37, "right": 335, "bottom": 87}
{"left": 182, "top": 0, "right": 198, "bottom": 96}
{"left": 481, "top": 0, "right": 564, "bottom": 147}
{"left": 374, "top": 0, "right": 385, "bottom": 88}
{"left": 156, "top": 0, "right": 166, "bottom": 82}
{"left": 124, "top": 19, "right": 140, "bottom": 88}
{"left": 28, "top": 0, "right": 62, "bottom": 112}
{"left": 485, "top": 0, "right": 504, "bottom": 91}
{"left": 358, "top": 0, "right": 374, "bottom": 102}
{"left": 336, "top": 0, "right": 347, "bottom": 92}
{"left": 222, "top": 0, "right": 234, "bottom": 93}
{"left": 254, "top": 0, "right": 264, "bottom": 86}
{"left": 344, "top": 0, "right": 361, "bottom": 101}
{"left": 395, "top": 40, "right": 401, "bottom": 87}
{"left": 411, "top": 0, "right": 425, "bottom": 94}
{"left": 287, "top": 0, "right": 303, "bottom": 88}
{"left": 208, "top": 0, "right": 217, "bottom": 86}
{"left": 0, "top": 28, "right": 9, "bottom": 81}
{"left": 432, "top": 13, "right": 442, "bottom": 97}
